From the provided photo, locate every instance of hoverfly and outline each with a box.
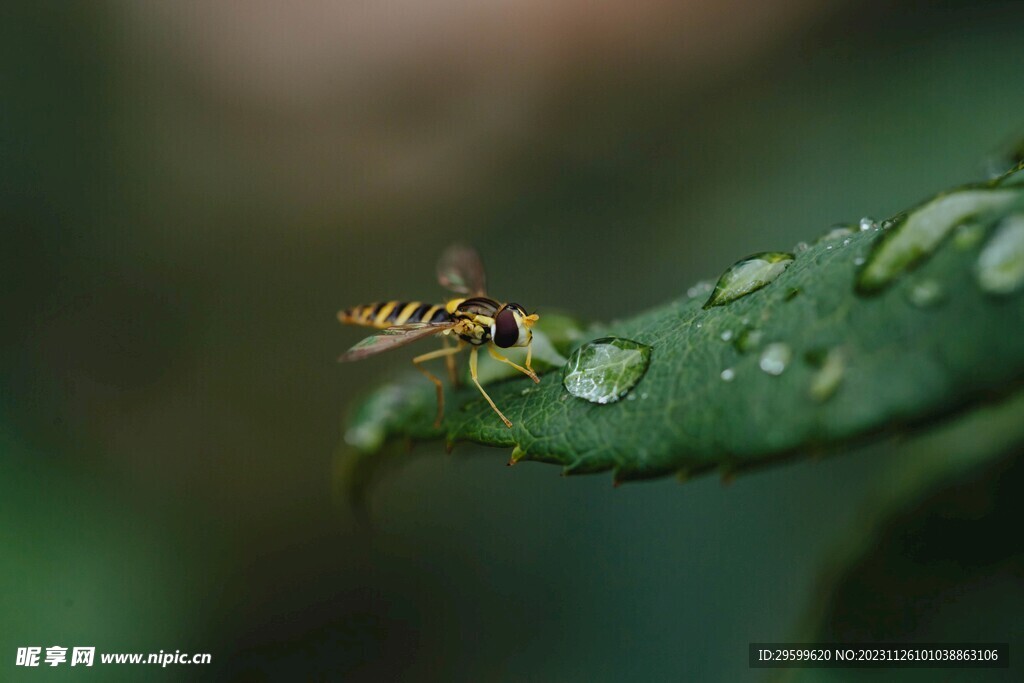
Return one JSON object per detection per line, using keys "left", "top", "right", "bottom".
{"left": 338, "top": 244, "right": 540, "bottom": 428}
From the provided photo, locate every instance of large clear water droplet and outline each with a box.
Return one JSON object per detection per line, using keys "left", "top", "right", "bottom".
{"left": 905, "top": 278, "right": 946, "bottom": 308}
{"left": 856, "top": 188, "right": 1019, "bottom": 293}
{"left": 562, "top": 337, "right": 652, "bottom": 404}
{"left": 808, "top": 348, "right": 845, "bottom": 402}
{"left": 758, "top": 343, "right": 792, "bottom": 376}
{"left": 859, "top": 216, "right": 877, "bottom": 232}
{"left": 703, "top": 252, "right": 794, "bottom": 308}
{"left": 976, "top": 214, "right": 1024, "bottom": 295}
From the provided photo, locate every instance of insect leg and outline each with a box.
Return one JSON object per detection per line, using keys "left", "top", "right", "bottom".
{"left": 441, "top": 334, "right": 461, "bottom": 387}
{"left": 412, "top": 343, "right": 464, "bottom": 428}
{"left": 487, "top": 344, "right": 539, "bottom": 383}
{"left": 469, "top": 346, "right": 513, "bottom": 428}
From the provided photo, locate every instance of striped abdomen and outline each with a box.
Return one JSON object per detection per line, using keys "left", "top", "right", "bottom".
{"left": 337, "top": 301, "right": 451, "bottom": 329}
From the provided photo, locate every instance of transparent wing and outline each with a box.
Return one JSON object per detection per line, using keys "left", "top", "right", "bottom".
{"left": 338, "top": 322, "right": 456, "bottom": 362}
{"left": 437, "top": 243, "right": 487, "bottom": 295}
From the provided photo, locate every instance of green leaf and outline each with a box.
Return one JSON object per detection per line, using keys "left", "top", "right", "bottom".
{"left": 340, "top": 167, "right": 1024, "bottom": 486}
{"left": 782, "top": 393, "right": 1024, "bottom": 682}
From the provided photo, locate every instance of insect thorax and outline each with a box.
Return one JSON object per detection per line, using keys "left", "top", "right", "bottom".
{"left": 450, "top": 296, "right": 500, "bottom": 345}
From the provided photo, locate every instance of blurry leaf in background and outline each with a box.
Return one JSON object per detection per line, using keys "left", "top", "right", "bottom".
{"left": 785, "top": 393, "right": 1024, "bottom": 682}
{"left": 0, "top": 430, "right": 221, "bottom": 683}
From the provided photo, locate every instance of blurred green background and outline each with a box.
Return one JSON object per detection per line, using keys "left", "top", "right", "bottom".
{"left": 3, "top": 1, "right": 1023, "bottom": 680}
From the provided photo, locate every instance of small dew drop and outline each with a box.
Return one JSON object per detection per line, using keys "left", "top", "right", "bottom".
{"left": 906, "top": 279, "right": 946, "bottom": 308}
{"left": 793, "top": 241, "right": 810, "bottom": 253}
{"left": 720, "top": 368, "right": 736, "bottom": 382}
{"left": 627, "top": 393, "right": 637, "bottom": 401}
{"left": 880, "top": 215, "right": 903, "bottom": 231}
{"left": 703, "top": 252, "right": 795, "bottom": 308}
{"left": 759, "top": 343, "right": 792, "bottom": 376}
{"left": 818, "top": 225, "right": 855, "bottom": 243}
{"left": 720, "top": 330, "right": 734, "bottom": 341}
{"left": 562, "top": 337, "right": 652, "bottom": 404}
{"left": 842, "top": 238, "right": 851, "bottom": 246}
{"left": 859, "top": 217, "right": 877, "bottom": 232}
{"left": 733, "top": 327, "right": 763, "bottom": 353}
{"left": 976, "top": 214, "right": 1024, "bottom": 295}
{"left": 854, "top": 256, "right": 866, "bottom": 266}
{"left": 808, "top": 348, "right": 846, "bottom": 402}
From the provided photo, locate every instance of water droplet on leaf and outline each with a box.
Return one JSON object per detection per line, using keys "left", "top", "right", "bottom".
{"left": 857, "top": 188, "right": 1020, "bottom": 293}
{"left": 976, "top": 214, "right": 1024, "bottom": 295}
{"left": 759, "top": 343, "right": 792, "bottom": 376}
{"left": 720, "top": 368, "right": 735, "bottom": 382}
{"left": 793, "top": 241, "right": 810, "bottom": 253}
{"left": 859, "top": 217, "right": 876, "bottom": 232}
{"left": 880, "top": 214, "right": 903, "bottom": 231}
{"left": 733, "top": 327, "right": 763, "bottom": 353}
{"left": 906, "top": 278, "right": 946, "bottom": 308}
{"left": 818, "top": 225, "right": 855, "bottom": 243}
{"left": 720, "top": 330, "right": 734, "bottom": 341}
{"left": 562, "top": 337, "right": 652, "bottom": 404}
{"left": 703, "top": 252, "right": 794, "bottom": 308}
{"left": 808, "top": 348, "right": 845, "bottom": 402}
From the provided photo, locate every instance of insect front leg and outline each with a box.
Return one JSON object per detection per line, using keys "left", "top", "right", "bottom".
{"left": 469, "top": 346, "right": 514, "bottom": 428}
{"left": 412, "top": 342, "right": 464, "bottom": 428}
{"left": 486, "top": 344, "right": 540, "bottom": 383}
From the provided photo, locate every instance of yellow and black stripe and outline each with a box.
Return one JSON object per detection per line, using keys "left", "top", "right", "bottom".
{"left": 337, "top": 301, "right": 451, "bottom": 329}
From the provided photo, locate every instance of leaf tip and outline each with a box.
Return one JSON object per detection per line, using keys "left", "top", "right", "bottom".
{"left": 508, "top": 445, "right": 527, "bottom": 466}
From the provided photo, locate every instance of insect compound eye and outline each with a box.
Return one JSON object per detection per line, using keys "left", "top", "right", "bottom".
{"left": 493, "top": 307, "right": 520, "bottom": 348}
